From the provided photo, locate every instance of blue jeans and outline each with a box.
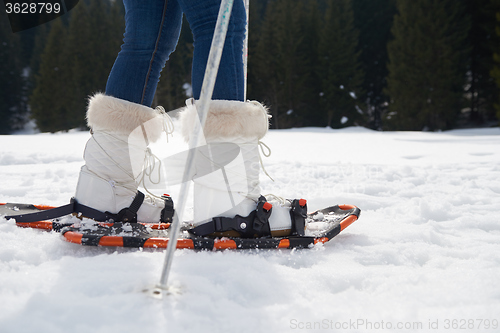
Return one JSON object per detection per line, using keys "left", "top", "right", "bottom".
{"left": 106, "top": 0, "right": 246, "bottom": 107}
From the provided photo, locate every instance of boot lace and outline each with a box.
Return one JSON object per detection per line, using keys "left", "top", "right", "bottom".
{"left": 258, "top": 140, "right": 274, "bottom": 182}
{"left": 139, "top": 148, "right": 166, "bottom": 201}
{"left": 155, "top": 105, "right": 175, "bottom": 142}
{"left": 139, "top": 106, "right": 175, "bottom": 201}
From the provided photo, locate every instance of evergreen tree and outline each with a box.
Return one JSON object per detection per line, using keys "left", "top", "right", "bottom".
{"left": 246, "top": 0, "right": 267, "bottom": 103}
{"left": 30, "top": 0, "right": 124, "bottom": 132}
{"left": 318, "top": 0, "right": 364, "bottom": 128}
{"left": 10, "top": 21, "right": 52, "bottom": 132}
{"left": 29, "top": 19, "right": 72, "bottom": 132}
{"left": 385, "top": 0, "right": 470, "bottom": 131}
{"left": 65, "top": 0, "right": 123, "bottom": 129}
{"left": 299, "top": 0, "right": 323, "bottom": 127}
{"left": 64, "top": 0, "right": 93, "bottom": 127}
{"left": 252, "top": 0, "right": 311, "bottom": 128}
{"left": 465, "top": 0, "right": 499, "bottom": 125}
{"left": 492, "top": 1, "right": 500, "bottom": 123}
{"left": 0, "top": 16, "right": 26, "bottom": 133}
{"left": 250, "top": 0, "right": 279, "bottom": 125}
{"left": 353, "top": 0, "right": 396, "bottom": 129}
{"left": 26, "top": 25, "right": 50, "bottom": 106}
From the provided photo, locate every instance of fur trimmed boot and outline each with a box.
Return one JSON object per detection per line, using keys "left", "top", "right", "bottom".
{"left": 74, "top": 93, "right": 173, "bottom": 223}
{"left": 179, "top": 99, "right": 307, "bottom": 237}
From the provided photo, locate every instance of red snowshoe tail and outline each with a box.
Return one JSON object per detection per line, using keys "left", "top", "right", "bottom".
{"left": 0, "top": 203, "right": 58, "bottom": 230}
{"left": 0, "top": 201, "right": 171, "bottom": 232}
{"left": 33, "top": 204, "right": 58, "bottom": 210}
{"left": 17, "top": 221, "right": 54, "bottom": 230}
{"left": 337, "top": 204, "right": 359, "bottom": 231}
{"left": 0, "top": 203, "right": 57, "bottom": 210}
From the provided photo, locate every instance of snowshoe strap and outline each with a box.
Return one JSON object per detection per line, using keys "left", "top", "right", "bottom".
{"left": 189, "top": 196, "right": 273, "bottom": 238}
{"left": 5, "top": 197, "right": 114, "bottom": 223}
{"left": 161, "top": 195, "right": 174, "bottom": 223}
{"left": 5, "top": 201, "right": 73, "bottom": 223}
{"left": 111, "top": 191, "right": 145, "bottom": 223}
{"left": 6, "top": 191, "right": 150, "bottom": 223}
{"left": 290, "top": 199, "right": 307, "bottom": 236}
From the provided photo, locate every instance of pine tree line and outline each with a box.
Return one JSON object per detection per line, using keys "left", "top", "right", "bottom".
{"left": 0, "top": 15, "right": 27, "bottom": 134}
{"left": 250, "top": 0, "right": 499, "bottom": 130}
{"left": 1, "top": 0, "right": 500, "bottom": 133}
{"left": 385, "top": 0, "right": 470, "bottom": 130}
{"left": 492, "top": 0, "right": 500, "bottom": 120}
{"left": 29, "top": 0, "right": 124, "bottom": 132}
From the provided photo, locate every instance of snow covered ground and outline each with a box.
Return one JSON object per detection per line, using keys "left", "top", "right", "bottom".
{"left": 1, "top": 124, "right": 499, "bottom": 333}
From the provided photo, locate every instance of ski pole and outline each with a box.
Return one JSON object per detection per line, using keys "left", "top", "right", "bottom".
{"left": 154, "top": 0, "right": 235, "bottom": 295}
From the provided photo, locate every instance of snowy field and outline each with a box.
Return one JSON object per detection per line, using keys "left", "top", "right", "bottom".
{"left": 0, "top": 123, "right": 499, "bottom": 333}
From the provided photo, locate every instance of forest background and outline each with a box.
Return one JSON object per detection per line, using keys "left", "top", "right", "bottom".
{"left": 1, "top": 0, "right": 500, "bottom": 134}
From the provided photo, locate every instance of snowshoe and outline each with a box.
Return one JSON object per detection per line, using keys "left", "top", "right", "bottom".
{"left": 1, "top": 200, "right": 360, "bottom": 250}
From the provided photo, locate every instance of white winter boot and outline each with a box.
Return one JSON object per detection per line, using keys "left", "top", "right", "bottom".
{"left": 179, "top": 99, "right": 307, "bottom": 238}
{"left": 74, "top": 93, "right": 174, "bottom": 223}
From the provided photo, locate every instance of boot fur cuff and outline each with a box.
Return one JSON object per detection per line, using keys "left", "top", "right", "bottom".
{"left": 180, "top": 100, "right": 270, "bottom": 142}
{"left": 86, "top": 93, "right": 164, "bottom": 142}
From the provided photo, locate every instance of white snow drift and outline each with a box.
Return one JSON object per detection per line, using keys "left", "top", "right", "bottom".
{"left": 0, "top": 124, "right": 499, "bottom": 333}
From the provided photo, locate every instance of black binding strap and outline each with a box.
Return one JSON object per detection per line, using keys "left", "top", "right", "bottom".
{"left": 290, "top": 199, "right": 307, "bottom": 236}
{"left": 6, "top": 191, "right": 149, "bottom": 223}
{"left": 112, "top": 191, "right": 145, "bottom": 223}
{"left": 189, "top": 196, "right": 273, "bottom": 238}
{"left": 5, "top": 198, "right": 114, "bottom": 223}
{"left": 5, "top": 202, "right": 74, "bottom": 223}
{"left": 189, "top": 197, "right": 308, "bottom": 238}
{"left": 161, "top": 195, "right": 174, "bottom": 223}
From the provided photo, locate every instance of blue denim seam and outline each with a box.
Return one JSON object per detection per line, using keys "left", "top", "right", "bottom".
{"left": 230, "top": 37, "right": 239, "bottom": 100}
{"left": 141, "top": 0, "right": 170, "bottom": 105}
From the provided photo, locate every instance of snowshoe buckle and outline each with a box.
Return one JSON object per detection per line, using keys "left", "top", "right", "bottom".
{"left": 113, "top": 191, "right": 145, "bottom": 223}
{"left": 290, "top": 199, "right": 307, "bottom": 236}
{"left": 160, "top": 194, "right": 174, "bottom": 223}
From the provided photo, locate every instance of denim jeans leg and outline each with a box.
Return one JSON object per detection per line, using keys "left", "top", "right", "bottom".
{"left": 178, "top": 0, "right": 246, "bottom": 101}
{"left": 106, "top": 0, "right": 183, "bottom": 106}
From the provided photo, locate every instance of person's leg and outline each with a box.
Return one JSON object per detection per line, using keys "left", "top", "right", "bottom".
{"left": 106, "top": 0, "right": 183, "bottom": 106}
{"left": 178, "top": 0, "right": 246, "bottom": 101}
{"left": 177, "top": 1, "right": 307, "bottom": 238}
{"left": 74, "top": 0, "right": 182, "bottom": 222}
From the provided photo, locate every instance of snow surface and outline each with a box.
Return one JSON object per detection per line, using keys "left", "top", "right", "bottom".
{"left": 1, "top": 125, "right": 500, "bottom": 333}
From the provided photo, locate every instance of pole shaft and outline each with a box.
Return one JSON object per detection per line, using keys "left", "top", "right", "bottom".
{"left": 157, "top": 0, "right": 235, "bottom": 290}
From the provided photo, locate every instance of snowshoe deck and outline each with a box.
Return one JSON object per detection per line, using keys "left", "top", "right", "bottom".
{"left": 1, "top": 202, "right": 360, "bottom": 250}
